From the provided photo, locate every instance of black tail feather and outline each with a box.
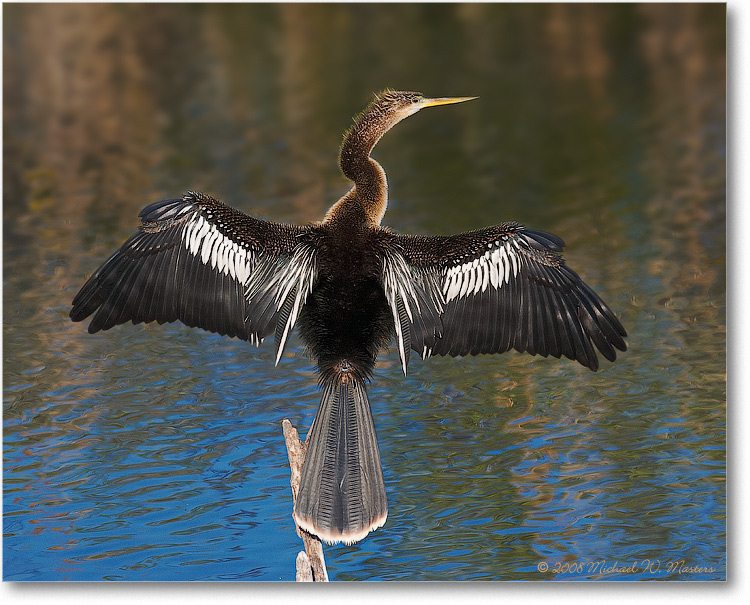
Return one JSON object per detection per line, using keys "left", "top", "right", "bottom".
{"left": 294, "top": 372, "right": 387, "bottom": 544}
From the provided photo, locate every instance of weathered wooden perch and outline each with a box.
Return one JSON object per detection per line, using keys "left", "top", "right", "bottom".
{"left": 283, "top": 419, "right": 329, "bottom": 582}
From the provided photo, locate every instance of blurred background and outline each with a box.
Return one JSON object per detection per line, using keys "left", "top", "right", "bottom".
{"left": 4, "top": 3, "right": 725, "bottom": 581}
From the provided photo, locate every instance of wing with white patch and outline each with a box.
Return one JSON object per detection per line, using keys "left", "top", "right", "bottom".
{"left": 70, "top": 192, "right": 317, "bottom": 362}
{"left": 385, "top": 223, "right": 627, "bottom": 371}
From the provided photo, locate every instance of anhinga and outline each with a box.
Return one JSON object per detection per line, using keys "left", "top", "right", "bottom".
{"left": 71, "top": 90, "right": 627, "bottom": 545}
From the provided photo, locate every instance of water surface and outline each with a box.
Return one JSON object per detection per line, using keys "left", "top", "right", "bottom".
{"left": 3, "top": 3, "right": 725, "bottom": 581}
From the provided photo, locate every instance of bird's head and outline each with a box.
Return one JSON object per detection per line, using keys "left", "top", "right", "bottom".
{"left": 371, "top": 90, "right": 477, "bottom": 124}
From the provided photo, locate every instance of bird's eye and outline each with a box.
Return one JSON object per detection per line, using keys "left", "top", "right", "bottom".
{"left": 411, "top": 97, "right": 420, "bottom": 104}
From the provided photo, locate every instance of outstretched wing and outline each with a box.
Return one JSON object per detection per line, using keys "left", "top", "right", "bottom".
{"left": 70, "top": 192, "right": 317, "bottom": 363}
{"left": 380, "top": 223, "right": 627, "bottom": 372}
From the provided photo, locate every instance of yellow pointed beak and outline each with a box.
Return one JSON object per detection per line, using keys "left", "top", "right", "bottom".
{"left": 420, "top": 96, "right": 478, "bottom": 108}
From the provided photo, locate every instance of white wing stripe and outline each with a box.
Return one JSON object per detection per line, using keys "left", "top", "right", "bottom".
{"left": 458, "top": 266, "right": 470, "bottom": 298}
{"left": 489, "top": 252, "right": 499, "bottom": 288}
{"left": 212, "top": 237, "right": 223, "bottom": 273}
{"left": 182, "top": 214, "right": 252, "bottom": 285}
{"left": 443, "top": 241, "right": 524, "bottom": 301}
{"left": 220, "top": 240, "right": 230, "bottom": 275}
{"left": 236, "top": 248, "right": 249, "bottom": 284}
{"left": 509, "top": 242, "right": 519, "bottom": 277}
{"left": 501, "top": 246, "right": 510, "bottom": 284}
{"left": 443, "top": 267, "right": 456, "bottom": 297}
{"left": 183, "top": 220, "right": 197, "bottom": 254}
{"left": 201, "top": 228, "right": 216, "bottom": 265}
{"left": 184, "top": 218, "right": 197, "bottom": 254}
{"left": 446, "top": 272, "right": 461, "bottom": 301}
{"left": 480, "top": 259, "right": 489, "bottom": 293}
{"left": 192, "top": 217, "right": 211, "bottom": 255}
{"left": 227, "top": 245, "right": 237, "bottom": 280}
{"left": 215, "top": 235, "right": 226, "bottom": 274}
{"left": 469, "top": 265, "right": 479, "bottom": 296}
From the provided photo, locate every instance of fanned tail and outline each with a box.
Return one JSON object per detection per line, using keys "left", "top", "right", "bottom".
{"left": 294, "top": 369, "right": 387, "bottom": 544}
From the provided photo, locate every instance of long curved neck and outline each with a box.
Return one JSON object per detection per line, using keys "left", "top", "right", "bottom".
{"left": 334, "top": 100, "right": 399, "bottom": 226}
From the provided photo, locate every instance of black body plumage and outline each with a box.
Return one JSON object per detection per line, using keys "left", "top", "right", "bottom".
{"left": 70, "top": 91, "right": 627, "bottom": 544}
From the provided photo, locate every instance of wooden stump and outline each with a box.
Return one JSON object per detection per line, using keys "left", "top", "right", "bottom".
{"left": 283, "top": 419, "right": 329, "bottom": 582}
